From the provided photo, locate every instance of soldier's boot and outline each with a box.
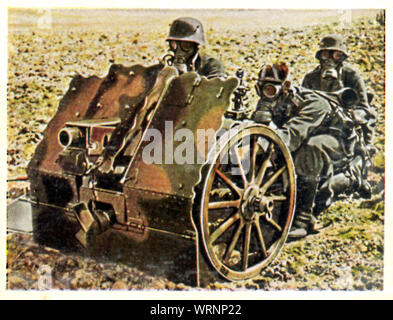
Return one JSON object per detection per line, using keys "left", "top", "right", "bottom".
{"left": 349, "top": 155, "right": 372, "bottom": 199}
{"left": 288, "top": 212, "right": 321, "bottom": 239}
{"left": 288, "top": 210, "right": 313, "bottom": 240}
{"left": 314, "top": 172, "right": 351, "bottom": 216}
{"left": 357, "top": 180, "right": 372, "bottom": 199}
{"left": 288, "top": 176, "right": 319, "bottom": 241}
{"left": 308, "top": 214, "right": 320, "bottom": 234}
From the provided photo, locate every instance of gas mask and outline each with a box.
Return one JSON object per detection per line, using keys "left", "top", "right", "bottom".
{"left": 318, "top": 50, "right": 347, "bottom": 91}
{"left": 168, "top": 40, "right": 198, "bottom": 74}
{"left": 255, "top": 81, "right": 294, "bottom": 127}
{"left": 319, "top": 50, "right": 346, "bottom": 79}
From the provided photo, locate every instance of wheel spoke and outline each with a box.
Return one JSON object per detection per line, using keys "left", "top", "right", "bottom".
{"left": 209, "top": 212, "right": 241, "bottom": 245}
{"left": 265, "top": 215, "right": 283, "bottom": 232}
{"left": 223, "top": 220, "right": 244, "bottom": 263}
{"left": 254, "top": 217, "right": 267, "bottom": 258}
{"left": 216, "top": 168, "right": 242, "bottom": 196}
{"left": 234, "top": 146, "right": 248, "bottom": 187}
{"left": 260, "top": 166, "right": 286, "bottom": 194}
{"left": 250, "top": 136, "right": 258, "bottom": 183}
{"left": 268, "top": 194, "right": 287, "bottom": 201}
{"left": 256, "top": 142, "right": 274, "bottom": 187}
{"left": 208, "top": 199, "right": 241, "bottom": 210}
{"left": 242, "top": 223, "right": 252, "bottom": 271}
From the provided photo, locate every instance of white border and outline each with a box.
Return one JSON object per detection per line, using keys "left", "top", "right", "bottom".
{"left": 1, "top": 0, "right": 392, "bottom": 300}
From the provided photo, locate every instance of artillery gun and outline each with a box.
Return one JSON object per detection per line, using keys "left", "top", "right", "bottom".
{"left": 23, "top": 61, "right": 296, "bottom": 286}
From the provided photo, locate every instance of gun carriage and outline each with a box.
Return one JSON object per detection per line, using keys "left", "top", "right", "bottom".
{"left": 27, "top": 63, "right": 296, "bottom": 285}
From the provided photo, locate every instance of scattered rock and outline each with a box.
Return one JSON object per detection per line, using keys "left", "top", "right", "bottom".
{"left": 112, "top": 281, "right": 128, "bottom": 290}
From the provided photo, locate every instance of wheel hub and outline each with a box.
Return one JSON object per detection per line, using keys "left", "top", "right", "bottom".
{"left": 240, "top": 185, "right": 274, "bottom": 222}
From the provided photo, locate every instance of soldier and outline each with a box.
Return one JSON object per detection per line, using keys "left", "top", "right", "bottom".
{"left": 165, "top": 17, "right": 225, "bottom": 78}
{"left": 302, "top": 34, "right": 377, "bottom": 200}
{"left": 254, "top": 62, "right": 362, "bottom": 240}
{"left": 94, "top": 17, "right": 225, "bottom": 173}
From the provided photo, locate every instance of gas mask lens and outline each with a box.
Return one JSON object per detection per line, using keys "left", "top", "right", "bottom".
{"left": 262, "top": 83, "right": 281, "bottom": 99}
{"left": 332, "top": 51, "right": 345, "bottom": 62}
{"left": 179, "top": 41, "right": 194, "bottom": 52}
{"left": 320, "top": 50, "right": 346, "bottom": 62}
{"left": 169, "top": 40, "right": 195, "bottom": 52}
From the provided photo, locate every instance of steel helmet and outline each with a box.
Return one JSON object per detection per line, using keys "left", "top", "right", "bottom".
{"left": 255, "top": 63, "right": 290, "bottom": 98}
{"left": 166, "top": 17, "right": 205, "bottom": 46}
{"left": 316, "top": 34, "right": 349, "bottom": 59}
{"left": 257, "top": 63, "right": 289, "bottom": 84}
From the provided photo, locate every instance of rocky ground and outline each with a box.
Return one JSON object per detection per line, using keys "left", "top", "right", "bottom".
{"left": 7, "top": 194, "right": 384, "bottom": 290}
{"left": 6, "top": 9, "right": 385, "bottom": 291}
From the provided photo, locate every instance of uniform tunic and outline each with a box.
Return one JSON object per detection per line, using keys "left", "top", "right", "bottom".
{"left": 302, "top": 62, "right": 377, "bottom": 145}
{"left": 255, "top": 87, "right": 359, "bottom": 216}
{"left": 194, "top": 54, "right": 226, "bottom": 79}
{"left": 302, "top": 63, "right": 369, "bottom": 108}
{"left": 271, "top": 88, "right": 354, "bottom": 179}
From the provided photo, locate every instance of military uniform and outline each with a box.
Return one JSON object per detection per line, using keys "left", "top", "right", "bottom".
{"left": 302, "top": 62, "right": 376, "bottom": 146}
{"left": 274, "top": 87, "right": 359, "bottom": 223}
{"left": 254, "top": 63, "right": 359, "bottom": 239}
{"left": 301, "top": 34, "right": 377, "bottom": 206}
{"left": 302, "top": 34, "right": 377, "bottom": 146}
{"left": 303, "top": 62, "right": 368, "bottom": 106}
{"left": 194, "top": 54, "right": 226, "bottom": 79}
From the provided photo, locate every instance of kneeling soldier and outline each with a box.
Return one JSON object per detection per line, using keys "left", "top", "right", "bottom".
{"left": 254, "top": 62, "right": 361, "bottom": 240}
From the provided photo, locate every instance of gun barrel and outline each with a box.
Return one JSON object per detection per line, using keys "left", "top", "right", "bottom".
{"left": 58, "top": 127, "right": 83, "bottom": 148}
{"left": 338, "top": 88, "right": 358, "bottom": 107}
{"left": 315, "top": 88, "right": 359, "bottom": 109}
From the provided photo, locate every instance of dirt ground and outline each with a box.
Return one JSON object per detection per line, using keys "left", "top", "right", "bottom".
{"left": 6, "top": 8, "right": 385, "bottom": 291}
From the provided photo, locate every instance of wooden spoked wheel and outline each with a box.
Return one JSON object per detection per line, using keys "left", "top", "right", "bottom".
{"left": 199, "top": 125, "right": 296, "bottom": 281}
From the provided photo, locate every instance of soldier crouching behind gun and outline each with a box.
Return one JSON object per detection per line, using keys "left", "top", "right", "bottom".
{"left": 302, "top": 34, "right": 377, "bottom": 200}
{"left": 253, "top": 62, "right": 370, "bottom": 240}
{"left": 93, "top": 17, "right": 226, "bottom": 173}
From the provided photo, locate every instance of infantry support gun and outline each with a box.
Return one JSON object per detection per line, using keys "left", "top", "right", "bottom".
{"left": 25, "top": 62, "right": 296, "bottom": 285}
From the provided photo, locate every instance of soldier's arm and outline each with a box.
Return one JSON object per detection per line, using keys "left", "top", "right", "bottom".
{"left": 199, "top": 56, "right": 226, "bottom": 79}
{"left": 301, "top": 74, "right": 311, "bottom": 89}
{"left": 301, "top": 68, "right": 319, "bottom": 90}
{"left": 344, "top": 66, "right": 370, "bottom": 109}
{"left": 344, "top": 67, "right": 377, "bottom": 128}
{"left": 277, "top": 98, "right": 331, "bottom": 152}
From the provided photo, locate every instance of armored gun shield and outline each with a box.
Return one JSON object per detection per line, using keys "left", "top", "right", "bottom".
{"left": 27, "top": 63, "right": 166, "bottom": 247}
{"left": 26, "top": 63, "right": 296, "bottom": 285}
